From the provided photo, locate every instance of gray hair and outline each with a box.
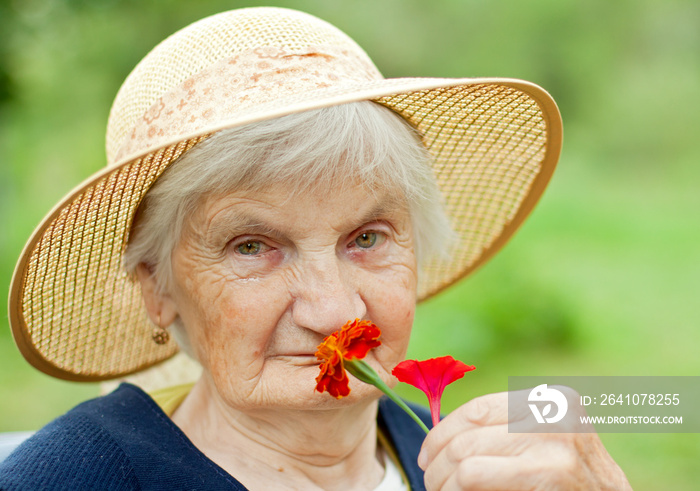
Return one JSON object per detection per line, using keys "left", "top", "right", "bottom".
{"left": 124, "top": 101, "right": 452, "bottom": 356}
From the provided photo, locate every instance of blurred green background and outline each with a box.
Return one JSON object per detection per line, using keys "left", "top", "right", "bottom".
{"left": 1, "top": 0, "right": 698, "bottom": 489}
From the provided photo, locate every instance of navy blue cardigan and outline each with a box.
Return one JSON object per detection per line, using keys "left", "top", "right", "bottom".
{"left": 0, "top": 383, "right": 429, "bottom": 490}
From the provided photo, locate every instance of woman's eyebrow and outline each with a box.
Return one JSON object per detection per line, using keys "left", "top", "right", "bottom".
{"left": 350, "top": 200, "right": 406, "bottom": 229}
{"left": 206, "top": 212, "right": 286, "bottom": 241}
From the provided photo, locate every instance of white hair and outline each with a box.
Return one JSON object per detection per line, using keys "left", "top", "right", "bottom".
{"left": 124, "top": 101, "right": 452, "bottom": 357}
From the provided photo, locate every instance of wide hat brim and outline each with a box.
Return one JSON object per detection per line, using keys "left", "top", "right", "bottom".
{"left": 8, "top": 8, "right": 562, "bottom": 381}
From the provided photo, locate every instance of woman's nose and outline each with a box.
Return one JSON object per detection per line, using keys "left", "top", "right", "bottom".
{"left": 290, "top": 256, "right": 366, "bottom": 334}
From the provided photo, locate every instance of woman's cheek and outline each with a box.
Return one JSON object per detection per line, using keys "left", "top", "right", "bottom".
{"left": 364, "top": 271, "right": 415, "bottom": 361}
{"left": 372, "top": 264, "right": 417, "bottom": 307}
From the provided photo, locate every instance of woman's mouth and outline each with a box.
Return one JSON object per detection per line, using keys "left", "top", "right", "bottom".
{"left": 271, "top": 354, "right": 319, "bottom": 366}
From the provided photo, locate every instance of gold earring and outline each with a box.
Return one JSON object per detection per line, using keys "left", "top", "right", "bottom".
{"left": 152, "top": 314, "right": 170, "bottom": 345}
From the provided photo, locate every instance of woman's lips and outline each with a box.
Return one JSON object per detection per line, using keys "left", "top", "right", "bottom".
{"left": 271, "top": 354, "right": 319, "bottom": 365}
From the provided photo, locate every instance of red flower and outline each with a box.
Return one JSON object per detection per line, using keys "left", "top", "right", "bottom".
{"left": 315, "top": 319, "right": 381, "bottom": 398}
{"left": 392, "top": 356, "right": 475, "bottom": 426}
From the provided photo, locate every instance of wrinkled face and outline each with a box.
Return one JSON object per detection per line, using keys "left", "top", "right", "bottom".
{"left": 167, "top": 181, "right": 418, "bottom": 411}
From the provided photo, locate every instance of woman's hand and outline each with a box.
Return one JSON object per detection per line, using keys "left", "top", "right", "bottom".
{"left": 417, "top": 390, "right": 631, "bottom": 490}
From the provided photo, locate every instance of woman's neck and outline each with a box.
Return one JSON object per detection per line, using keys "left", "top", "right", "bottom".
{"left": 171, "top": 377, "right": 385, "bottom": 491}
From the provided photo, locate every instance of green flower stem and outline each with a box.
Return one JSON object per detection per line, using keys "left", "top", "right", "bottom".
{"left": 345, "top": 359, "right": 430, "bottom": 434}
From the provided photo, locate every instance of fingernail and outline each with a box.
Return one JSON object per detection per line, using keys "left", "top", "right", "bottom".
{"left": 417, "top": 450, "right": 427, "bottom": 469}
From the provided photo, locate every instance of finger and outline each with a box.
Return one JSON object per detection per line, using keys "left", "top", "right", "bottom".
{"left": 438, "top": 455, "right": 540, "bottom": 491}
{"left": 429, "top": 434, "right": 596, "bottom": 491}
{"left": 423, "top": 424, "right": 524, "bottom": 490}
{"left": 419, "top": 395, "right": 500, "bottom": 470}
{"left": 419, "top": 390, "right": 532, "bottom": 469}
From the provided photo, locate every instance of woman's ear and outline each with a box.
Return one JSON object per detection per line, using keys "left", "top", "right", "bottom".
{"left": 135, "top": 263, "right": 178, "bottom": 327}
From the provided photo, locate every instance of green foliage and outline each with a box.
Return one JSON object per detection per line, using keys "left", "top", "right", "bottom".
{"left": 1, "top": 1, "right": 698, "bottom": 489}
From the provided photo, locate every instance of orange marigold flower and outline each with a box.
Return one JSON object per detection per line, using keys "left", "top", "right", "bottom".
{"left": 315, "top": 319, "right": 381, "bottom": 398}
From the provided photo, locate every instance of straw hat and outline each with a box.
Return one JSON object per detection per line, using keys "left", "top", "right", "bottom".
{"left": 8, "top": 7, "right": 562, "bottom": 381}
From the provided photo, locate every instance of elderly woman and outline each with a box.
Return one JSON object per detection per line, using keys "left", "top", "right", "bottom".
{"left": 2, "top": 7, "right": 629, "bottom": 490}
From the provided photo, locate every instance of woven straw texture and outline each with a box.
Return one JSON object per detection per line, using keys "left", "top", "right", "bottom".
{"left": 9, "top": 7, "right": 561, "bottom": 381}
{"left": 107, "top": 7, "right": 374, "bottom": 164}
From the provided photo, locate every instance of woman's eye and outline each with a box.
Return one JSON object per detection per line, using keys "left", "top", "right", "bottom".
{"left": 354, "top": 232, "right": 383, "bottom": 249}
{"left": 236, "top": 241, "right": 264, "bottom": 255}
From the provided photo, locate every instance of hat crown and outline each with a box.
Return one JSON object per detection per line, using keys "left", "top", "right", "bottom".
{"left": 106, "top": 7, "right": 376, "bottom": 164}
